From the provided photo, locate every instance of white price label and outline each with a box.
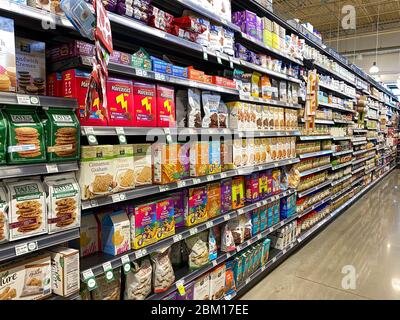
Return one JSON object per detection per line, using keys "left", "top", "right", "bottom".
{"left": 272, "top": 257, "right": 277, "bottom": 263}
{"left": 223, "top": 215, "right": 230, "bottom": 221}
{"left": 90, "top": 199, "right": 98, "bottom": 208}
{"left": 225, "top": 294, "right": 232, "bottom": 300}
{"left": 15, "top": 243, "right": 28, "bottom": 256}
{"left": 177, "top": 181, "right": 186, "bottom": 188}
{"left": 136, "top": 69, "right": 143, "bottom": 76}
{"left": 261, "top": 266, "right": 266, "bottom": 272}
{"left": 229, "top": 57, "right": 234, "bottom": 69}
{"left": 115, "top": 127, "right": 125, "bottom": 135}
{"left": 142, "top": 70, "right": 148, "bottom": 77}
{"left": 135, "top": 250, "right": 144, "bottom": 259}
{"left": 257, "top": 234, "right": 262, "bottom": 240}
{"left": 189, "top": 227, "right": 198, "bottom": 236}
{"left": 173, "top": 234, "right": 183, "bottom": 243}
{"left": 237, "top": 209, "right": 244, "bottom": 215}
{"left": 111, "top": 194, "right": 121, "bottom": 203}
{"left": 159, "top": 185, "right": 170, "bottom": 192}
{"left": 121, "top": 255, "right": 130, "bottom": 265}
{"left": 27, "top": 241, "right": 38, "bottom": 252}
{"left": 84, "top": 127, "right": 95, "bottom": 135}
{"left": 119, "top": 193, "right": 126, "bottom": 201}
{"left": 17, "top": 94, "right": 32, "bottom": 105}
{"left": 216, "top": 52, "right": 222, "bottom": 64}
{"left": 155, "top": 73, "right": 166, "bottom": 81}
{"left": 245, "top": 278, "right": 250, "bottom": 285}
{"left": 256, "top": 202, "right": 261, "bottom": 208}
{"left": 102, "top": 261, "right": 112, "bottom": 272}
{"left": 283, "top": 249, "right": 287, "bottom": 255}
{"left": 193, "top": 178, "right": 201, "bottom": 184}
{"left": 207, "top": 175, "right": 214, "bottom": 182}
{"left": 46, "top": 163, "right": 58, "bottom": 173}
{"left": 82, "top": 269, "right": 95, "bottom": 280}
{"left": 220, "top": 172, "right": 227, "bottom": 178}
{"left": 206, "top": 222, "right": 213, "bottom": 229}
{"left": 212, "top": 260, "right": 218, "bottom": 267}
{"left": 203, "top": 48, "right": 208, "bottom": 60}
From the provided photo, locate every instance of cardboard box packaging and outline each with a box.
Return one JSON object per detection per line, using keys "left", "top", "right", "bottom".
{"left": 113, "top": 144, "right": 135, "bottom": 192}
{"left": 156, "top": 85, "right": 176, "bottom": 127}
{"left": 209, "top": 141, "right": 221, "bottom": 174}
{"left": 209, "top": 264, "right": 226, "bottom": 300}
{"left": 46, "top": 72, "right": 62, "bottom": 97}
{"left": 155, "top": 198, "right": 175, "bottom": 240}
{"left": 133, "top": 82, "right": 157, "bottom": 127}
{"left": 193, "top": 275, "right": 210, "bottom": 300}
{"left": 185, "top": 186, "right": 208, "bottom": 226}
{"left": 133, "top": 144, "right": 152, "bottom": 186}
{"left": 79, "top": 214, "right": 99, "bottom": 257}
{"left": 0, "top": 16, "right": 16, "bottom": 93}
{"left": 106, "top": 77, "right": 134, "bottom": 126}
{"left": 102, "top": 210, "right": 131, "bottom": 256}
{"left": 153, "top": 143, "right": 181, "bottom": 184}
{"left": 232, "top": 176, "right": 245, "bottom": 209}
{"left": 128, "top": 201, "right": 157, "bottom": 249}
{"left": 49, "top": 247, "right": 80, "bottom": 297}
{"left": 190, "top": 141, "right": 209, "bottom": 177}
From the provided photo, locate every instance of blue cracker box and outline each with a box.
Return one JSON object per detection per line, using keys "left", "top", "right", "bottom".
{"left": 243, "top": 251, "right": 252, "bottom": 279}
{"left": 259, "top": 206, "right": 267, "bottom": 231}
{"left": 273, "top": 201, "right": 280, "bottom": 225}
{"left": 267, "top": 204, "right": 273, "bottom": 227}
{"left": 172, "top": 65, "right": 188, "bottom": 78}
{"left": 251, "top": 209, "right": 260, "bottom": 236}
{"left": 233, "top": 257, "right": 243, "bottom": 286}
{"left": 209, "top": 140, "right": 221, "bottom": 174}
{"left": 151, "top": 56, "right": 172, "bottom": 75}
{"left": 261, "top": 238, "right": 271, "bottom": 265}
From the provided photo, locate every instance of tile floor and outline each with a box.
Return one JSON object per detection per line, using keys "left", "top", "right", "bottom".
{"left": 241, "top": 169, "right": 400, "bottom": 300}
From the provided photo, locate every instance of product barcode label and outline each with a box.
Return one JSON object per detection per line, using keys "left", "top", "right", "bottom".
{"left": 189, "top": 227, "right": 198, "bottom": 236}
{"left": 15, "top": 243, "right": 28, "bottom": 256}
{"left": 173, "top": 234, "right": 183, "bottom": 243}
{"left": 82, "top": 269, "right": 95, "bottom": 280}
{"left": 102, "top": 262, "right": 112, "bottom": 272}
{"left": 46, "top": 163, "right": 58, "bottom": 173}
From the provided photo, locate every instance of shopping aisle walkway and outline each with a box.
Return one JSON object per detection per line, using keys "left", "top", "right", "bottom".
{"left": 242, "top": 169, "right": 400, "bottom": 300}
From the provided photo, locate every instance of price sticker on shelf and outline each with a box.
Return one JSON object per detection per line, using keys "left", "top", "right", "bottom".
{"left": 155, "top": 72, "right": 166, "bottom": 81}
{"left": 84, "top": 127, "right": 98, "bottom": 145}
{"left": 282, "top": 249, "right": 287, "bottom": 255}
{"left": 223, "top": 214, "right": 230, "bottom": 221}
{"left": 176, "top": 280, "right": 186, "bottom": 296}
{"left": 111, "top": 194, "right": 121, "bottom": 203}
{"left": 135, "top": 68, "right": 143, "bottom": 77}
{"left": 256, "top": 202, "right": 261, "bottom": 208}
{"left": 82, "top": 269, "right": 97, "bottom": 291}
{"left": 189, "top": 227, "right": 198, "bottom": 236}
{"left": 173, "top": 234, "right": 183, "bottom": 243}
{"left": 15, "top": 243, "right": 28, "bottom": 256}
{"left": 272, "top": 257, "right": 277, "bottom": 263}
{"left": 142, "top": 70, "right": 148, "bottom": 77}
{"left": 102, "top": 262, "right": 115, "bottom": 282}
{"left": 193, "top": 178, "right": 201, "bottom": 185}
{"left": 245, "top": 278, "right": 250, "bottom": 285}
{"left": 119, "top": 193, "right": 126, "bottom": 201}
{"left": 159, "top": 185, "right": 170, "bottom": 193}
{"left": 202, "top": 48, "right": 208, "bottom": 61}
{"left": 212, "top": 260, "right": 218, "bottom": 267}
{"left": 121, "top": 255, "right": 131, "bottom": 274}
{"left": 215, "top": 51, "right": 222, "bottom": 64}
{"left": 46, "top": 163, "right": 58, "bottom": 174}
{"left": 261, "top": 265, "right": 266, "bottom": 272}
{"left": 228, "top": 57, "right": 234, "bottom": 69}
{"left": 17, "top": 94, "right": 40, "bottom": 105}
{"left": 206, "top": 221, "right": 213, "bottom": 229}
{"left": 257, "top": 234, "right": 262, "bottom": 240}
{"left": 207, "top": 175, "right": 214, "bottom": 182}
{"left": 90, "top": 199, "right": 98, "bottom": 208}
{"left": 115, "top": 127, "right": 127, "bottom": 144}
{"left": 237, "top": 208, "right": 244, "bottom": 215}
{"left": 177, "top": 180, "right": 186, "bottom": 188}
{"left": 220, "top": 172, "right": 227, "bottom": 179}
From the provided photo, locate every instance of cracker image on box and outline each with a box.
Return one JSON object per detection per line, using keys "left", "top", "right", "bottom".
{"left": 6, "top": 179, "right": 47, "bottom": 240}
{"left": 133, "top": 144, "right": 152, "bottom": 186}
{"left": 4, "top": 108, "right": 46, "bottom": 163}
{"left": 113, "top": 144, "right": 135, "bottom": 192}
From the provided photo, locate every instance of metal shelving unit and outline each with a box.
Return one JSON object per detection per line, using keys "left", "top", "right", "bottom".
{"left": 238, "top": 95, "right": 302, "bottom": 109}
{"left": 298, "top": 150, "right": 332, "bottom": 159}
{"left": 297, "top": 180, "right": 332, "bottom": 198}
{"left": 298, "top": 164, "right": 332, "bottom": 177}
{"left": 0, "top": 161, "right": 79, "bottom": 179}
{"left": 0, "top": 92, "right": 77, "bottom": 108}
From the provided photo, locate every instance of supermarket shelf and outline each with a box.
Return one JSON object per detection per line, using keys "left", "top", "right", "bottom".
{"left": 298, "top": 150, "right": 333, "bottom": 159}
{"left": 333, "top": 119, "right": 354, "bottom": 124}
{"left": 80, "top": 189, "right": 296, "bottom": 279}
{"left": 238, "top": 95, "right": 302, "bottom": 109}
{"left": 332, "top": 149, "right": 353, "bottom": 157}
{"left": 297, "top": 180, "right": 332, "bottom": 198}
{"left": 298, "top": 164, "right": 332, "bottom": 177}
{"left": 312, "top": 60, "right": 355, "bottom": 87}
{"left": 318, "top": 82, "right": 356, "bottom": 100}
{"left": 0, "top": 161, "right": 79, "bottom": 179}
{"left": 352, "top": 140, "right": 368, "bottom": 146}
{"left": 239, "top": 60, "right": 302, "bottom": 84}
{"left": 147, "top": 212, "right": 299, "bottom": 300}
{"left": 0, "top": 228, "right": 80, "bottom": 263}
{"left": 80, "top": 126, "right": 301, "bottom": 138}
{"left": 300, "top": 118, "right": 335, "bottom": 125}
{"left": 353, "top": 129, "right": 368, "bottom": 133}
{"left": 0, "top": 92, "right": 77, "bottom": 108}
{"left": 298, "top": 135, "right": 332, "bottom": 141}
{"left": 331, "top": 161, "right": 353, "bottom": 171}
{"left": 331, "top": 184, "right": 353, "bottom": 201}
{"left": 81, "top": 158, "right": 300, "bottom": 210}
{"left": 351, "top": 176, "right": 364, "bottom": 187}
{"left": 238, "top": 32, "right": 303, "bottom": 66}
{"left": 352, "top": 155, "right": 375, "bottom": 165}
{"left": 365, "top": 167, "right": 375, "bottom": 175}
{"left": 48, "top": 292, "right": 80, "bottom": 301}
{"left": 297, "top": 196, "right": 332, "bottom": 218}
{"left": 353, "top": 148, "right": 375, "bottom": 156}
{"left": 318, "top": 101, "right": 356, "bottom": 113}
{"left": 377, "top": 146, "right": 386, "bottom": 151}
{"left": 333, "top": 136, "right": 352, "bottom": 141}
{"left": 352, "top": 166, "right": 366, "bottom": 175}
{"left": 331, "top": 174, "right": 353, "bottom": 186}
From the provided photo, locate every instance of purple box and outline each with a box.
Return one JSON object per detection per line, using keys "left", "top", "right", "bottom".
{"left": 233, "top": 10, "right": 258, "bottom": 40}
{"left": 221, "top": 178, "right": 232, "bottom": 214}
{"left": 116, "top": 2, "right": 150, "bottom": 22}
{"left": 117, "top": 0, "right": 151, "bottom": 12}
{"left": 245, "top": 173, "right": 259, "bottom": 203}
{"left": 170, "top": 190, "right": 188, "bottom": 228}
{"left": 256, "top": 16, "right": 263, "bottom": 42}
{"left": 258, "top": 171, "right": 268, "bottom": 200}
{"left": 175, "top": 282, "right": 194, "bottom": 300}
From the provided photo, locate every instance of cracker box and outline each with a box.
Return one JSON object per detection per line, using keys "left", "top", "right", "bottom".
{"left": 133, "top": 144, "right": 152, "bottom": 186}
{"left": 43, "top": 107, "right": 80, "bottom": 162}
{"left": 185, "top": 186, "right": 208, "bottom": 226}
{"left": 273, "top": 200, "right": 280, "bottom": 225}
{"left": 221, "top": 178, "right": 232, "bottom": 214}
{"left": 151, "top": 56, "right": 173, "bottom": 75}
{"left": 155, "top": 198, "right": 175, "bottom": 240}
{"left": 245, "top": 172, "right": 259, "bottom": 203}
{"left": 170, "top": 190, "right": 187, "bottom": 228}
{"left": 106, "top": 77, "right": 134, "bottom": 126}
{"left": 0, "top": 253, "right": 52, "bottom": 300}
{"left": 261, "top": 238, "right": 271, "bottom": 265}
{"left": 46, "top": 72, "right": 62, "bottom": 97}
{"left": 152, "top": 143, "right": 181, "bottom": 184}
{"left": 49, "top": 247, "right": 80, "bottom": 297}
{"left": 258, "top": 171, "right": 268, "bottom": 200}
{"left": 251, "top": 209, "right": 260, "bottom": 235}
{"left": 0, "top": 16, "right": 16, "bottom": 93}
{"left": 44, "top": 173, "right": 81, "bottom": 234}
{"left": 178, "top": 142, "right": 190, "bottom": 180}
{"left": 78, "top": 145, "right": 116, "bottom": 200}
{"left": 232, "top": 176, "right": 245, "bottom": 209}
{"left": 209, "top": 140, "right": 221, "bottom": 174}
{"left": 133, "top": 81, "right": 157, "bottom": 127}
{"left": 131, "top": 48, "right": 152, "bottom": 70}
{"left": 267, "top": 203, "right": 273, "bottom": 227}
{"left": 102, "top": 210, "right": 131, "bottom": 256}
{"left": 128, "top": 201, "right": 157, "bottom": 249}
{"left": 29, "top": 0, "right": 64, "bottom": 15}
{"left": 207, "top": 182, "right": 221, "bottom": 219}
{"left": 79, "top": 214, "right": 99, "bottom": 257}
{"left": 113, "top": 144, "right": 135, "bottom": 192}
{"left": 259, "top": 206, "right": 267, "bottom": 231}
{"left": 62, "top": 69, "right": 107, "bottom": 126}
{"left": 15, "top": 37, "right": 46, "bottom": 95}
{"left": 193, "top": 274, "right": 210, "bottom": 300}
{"left": 209, "top": 264, "right": 226, "bottom": 300}
{"left": 6, "top": 179, "right": 47, "bottom": 241}
{"left": 190, "top": 141, "right": 209, "bottom": 177}
{"left": 4, "top": 107, "right": 46, "bottom": 164}
{"left": 156, "top": 85, "right": 176, "bottom": 127}
{"left": 0, "top": 185, "right": 9, "bottom": 243}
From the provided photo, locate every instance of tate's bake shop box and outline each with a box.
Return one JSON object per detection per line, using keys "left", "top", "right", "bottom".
{"left": 0, "top": 253, "right": 52, "bottom": 300}
{"left": 48, "top": 247, "right": 80, "bottom": 297}
{"left": 15, "top": 37, "right": 46, "bottom": 95}
{"left": 28, "top": 0, "right": 64, "bottom": 15}
{"left": 0, "top": 16, "right": 16, "bottom": 93}
{"left": 113, "top": 144, "right": 135, "bottom": 192}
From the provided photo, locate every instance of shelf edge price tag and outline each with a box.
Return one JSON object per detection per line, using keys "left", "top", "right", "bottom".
{"left": 164, "top": 128, "right": 173, "bottom": 144}
{"left": 46, "top": 163, "right": 58, "bottom": 174}
{"left": 102, "top": 262, "right": 115, "bottom": 282}
{"left": 176, "top": 280, "right": 186, "bottom": 296}
{"left": 84, "top": 127, "right": 98, "bottom": 145}
{"left": 111, "top": 194, "right": 121, "bottom": 203}
{"left": 177, "top": 181, "right": 186, "bottom": 188}
{"left": 115, "top": 127, "right": 127, "bottom": 144}
{"left": 15, "top": 243, "right": 28, "bottom": 256}
{"left": 207, "top": 175, "right": 214, "bottom": 182}
{"left": 82, "top": 269, "right": 97, "bottom": 291}
{"left": 215, "top": 51, "right": 222, "bottom": 64}
{"left": 223, "top": 214, "right": 230, "bottom": 221}
{"left": 121, "top": 255, "right": 131, "bottom": 274}
{"left": 228, "top": 56, "right": 234, "bottom": 69}
{"left": 206, "top": 221, "right": 213, "bottom": 229}
{"left": 173, "top": 234, "right": 183, "bottom": 243}
{"left": 189, "top": 227, "right": 198, "bottom": 236}
{"left": 212, "top": 259, "right": 218, "bottom": 267}
{"left": 202, "top": 48, "right": 208, "bottom": 61}
{"left": 220, "top": 172, "right": 227, "bottom": 178}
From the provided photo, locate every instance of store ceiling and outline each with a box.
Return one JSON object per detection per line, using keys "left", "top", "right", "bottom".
{"left": 273, "top": 0, "right": 400, "bottom": 41}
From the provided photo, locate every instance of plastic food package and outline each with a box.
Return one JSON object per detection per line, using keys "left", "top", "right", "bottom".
{"left": 221, "top": 223, "right": 236, "bottom": 252}
{"left": 218, "top": 100, "right": 228, "bottom": 128}
{"left": 124, "top": 258, "right": 152, "bottom": 300}
{"left": 188, "top": 88, "right": 202, "bottom": 128}
{"left": 151, "top": 247, "right": 175, "bottom": 293}
{"left": 173, "top": 16, "right": 207, "bottom": 33}
{"left": 209, "top": 228, "right": 218, "bottom": 261}
{"left": 185, "top": 231, "right": 209, "bottom": 270}
{"left": 91, "top": 269, "right": 121, "bottom": 300}
{"left": 202, "top": 92, "right": 221, "bottom": 128}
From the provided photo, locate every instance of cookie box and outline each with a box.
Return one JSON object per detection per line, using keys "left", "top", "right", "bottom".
{"left": 156, "top": 85, "right": 175, "bottom": 127}
{"left": 78, "top": 145, "right": 116, "bottom": 200}
{"left": 172, "top": 65, "right": 188, "bottom": 78}
{"left": 29, "top": 0, "right": 64, "bottom": 15}
{"left": 46, "top": 72, "right": 62, "bottom": 97}
{"left": 132, "top": 81, "right": 156, "bottom": 127}
{"left": 43, "top": 107, "right": 80, "bottom": 162}
{"left": 155, "top": 198, "right": 175, "bottom": 240}
{"left": 261, "top": 238, "right": 271, "bottom": 265}
{"left": 106, "top": 77, "right": 134, "bottom": 126}
{"left": 209, "top": 264, "right": 226, "bottom": 300}
{"left": 0, "top": 185, "right": 9, "bottom": 243}
{"left": 273, "top": 200, "right": 280, "bottom": 225}
{"left": 44, "top": 173, "right": 81, "bottom": 234}
{"left": 131, "top": 47, "right": 152, "bottom": 71}
{"left": 232, "top": 176, "right": 245, "bottom": 209}
{"left": 102, "top": 210, "right": 131, "bottom": 256}
{"left": 128, "top": 201, "right": 157, "bottom": 249}
{"left": 49, "top": 247, "right": 80, "bottom": 297}
{"left": 79, "top": 213, "right": 99, "bottom": 257}
{"left": 113, "top": 144, "right": 135, "bottom": 192}
{"left": 185, "top": 186, "right": 208, "bottom": 226}
{"left": 62, "top": 69, "right": 107, "bottom": 126}
{"left": 245, "top": 172, "right": 259, "bottom": 203}
{"left": 133, "top": 144, "right": 152, "bottom": 186}
{"left": 190, "top": 141, "right": 209, "bottom": 177}
{"left": 152, "top": 143, "right": 181, "bottom": 184}
{"left": 0, "top": 16, "right": 16, "bottom": 93}
{"left": 251, "top": 209, "right": 260, "bottom": 235}
{"left": 170, "top": 190, "right": 187, "bottom": 228}
{"left": 209, "top": 140, "right": 221, "bottom": 175}
{"left": 0, "top": 253, "right": 52, "bottom": 300}
{"left": 151, "top": 56, "right": 172, "bottom": 75}
{"left": 206, "top": 182, "right": 221, "bottom": 219}
{"left": 220, "top": 178, "right": 232, "bottom": 214}
{"left": 193, "top": 274, "right": 210, "bottom": 300}
{"left": 4, "top": 107, "right": 46, "bottom": 164}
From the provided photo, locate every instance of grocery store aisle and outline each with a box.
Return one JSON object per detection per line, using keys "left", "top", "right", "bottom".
{"left": 242, "top": 169, "right": 400, "bottom": 300}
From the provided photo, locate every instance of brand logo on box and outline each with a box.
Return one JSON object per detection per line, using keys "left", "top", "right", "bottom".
{"left": 52, "top": 114, "right": 73, "bottom": 123}
{"left": 14, "top": 184, "right": 39, "bottom": 195}
{"left": 10, "top": 115, "right": 34, "bottom": 123}
{"left": 111, "top": 85, "right": 131, "bottom": 93}
{"left": 0, "top": 271, "right": 17, "bottom": 286}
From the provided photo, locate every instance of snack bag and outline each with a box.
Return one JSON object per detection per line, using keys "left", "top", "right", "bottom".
{"left": 151, "top": 247, "right": 175, "bottom": 293}
{"left": 124, "top": 258, "right": 152, "bottom": 300}
{"left": 185, "top": 231, "right": 209, "bottom": 270}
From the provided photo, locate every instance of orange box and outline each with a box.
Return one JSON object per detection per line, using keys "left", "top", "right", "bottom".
{"left": 152, "top": 143, "right": 182, "bottom": 184}
{"left": 212, "top": 76, "right": 225, "bottom": 87}
{"left": 225, "top": 79, "right": 236, "bottom": 88}
{"left": 203, "top": 75, "right": 213, "bottom": 84}
{"left": 207, "top": 182, "right": 221, "bottom": 218}
{"left": 188, "top": 66, "right": 205, "bottom": 82}
{"left": 190, "top": 141, "right": 209, "bottom": 177}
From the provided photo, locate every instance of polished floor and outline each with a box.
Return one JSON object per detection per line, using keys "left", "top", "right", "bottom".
{"left": 242, "top": 169, "right": 400, "bottom": 300}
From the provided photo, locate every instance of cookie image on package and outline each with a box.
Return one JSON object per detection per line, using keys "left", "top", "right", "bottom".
{"left": 54, "top": 127, "right": 77, "bottom": 157}
{"left": 15, "top": 200, "right": 42, "bottom": 233}
{"left": 0, "top": 287, "right": 17, "bottom": 300}
{"left": 54, "top": 197, "right": 77, "bottom": 227}
{"left": 14, "top": 127, "right": 42, "bottom": 158}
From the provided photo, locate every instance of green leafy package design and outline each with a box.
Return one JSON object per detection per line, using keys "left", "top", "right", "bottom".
{"left": 0, "top": 110, "right": 7, "bottom": 165}
{"left": 43, "top": 108, "right": 80, "bottom": 162}
{"left": 4, "top": 107, "right": 46, "bottom": 164}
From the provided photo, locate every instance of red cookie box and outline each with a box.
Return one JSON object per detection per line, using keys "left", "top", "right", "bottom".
{"left": 156, "top": 84, "right": 176, "bottom": 127}
{"left": 133, "top": 81, "right": 157, "bottom": 127}
{"left": 47, "top": 72, "right": 62, "bottom": 97}
{"left": 212, "top": 76, "right": 236, "bottom": 88}
{"left": 62, "top": 69, "right": 107, "bottom": 126}
{"left": 106, "top": 77, "right": 134, "bottom": 126}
